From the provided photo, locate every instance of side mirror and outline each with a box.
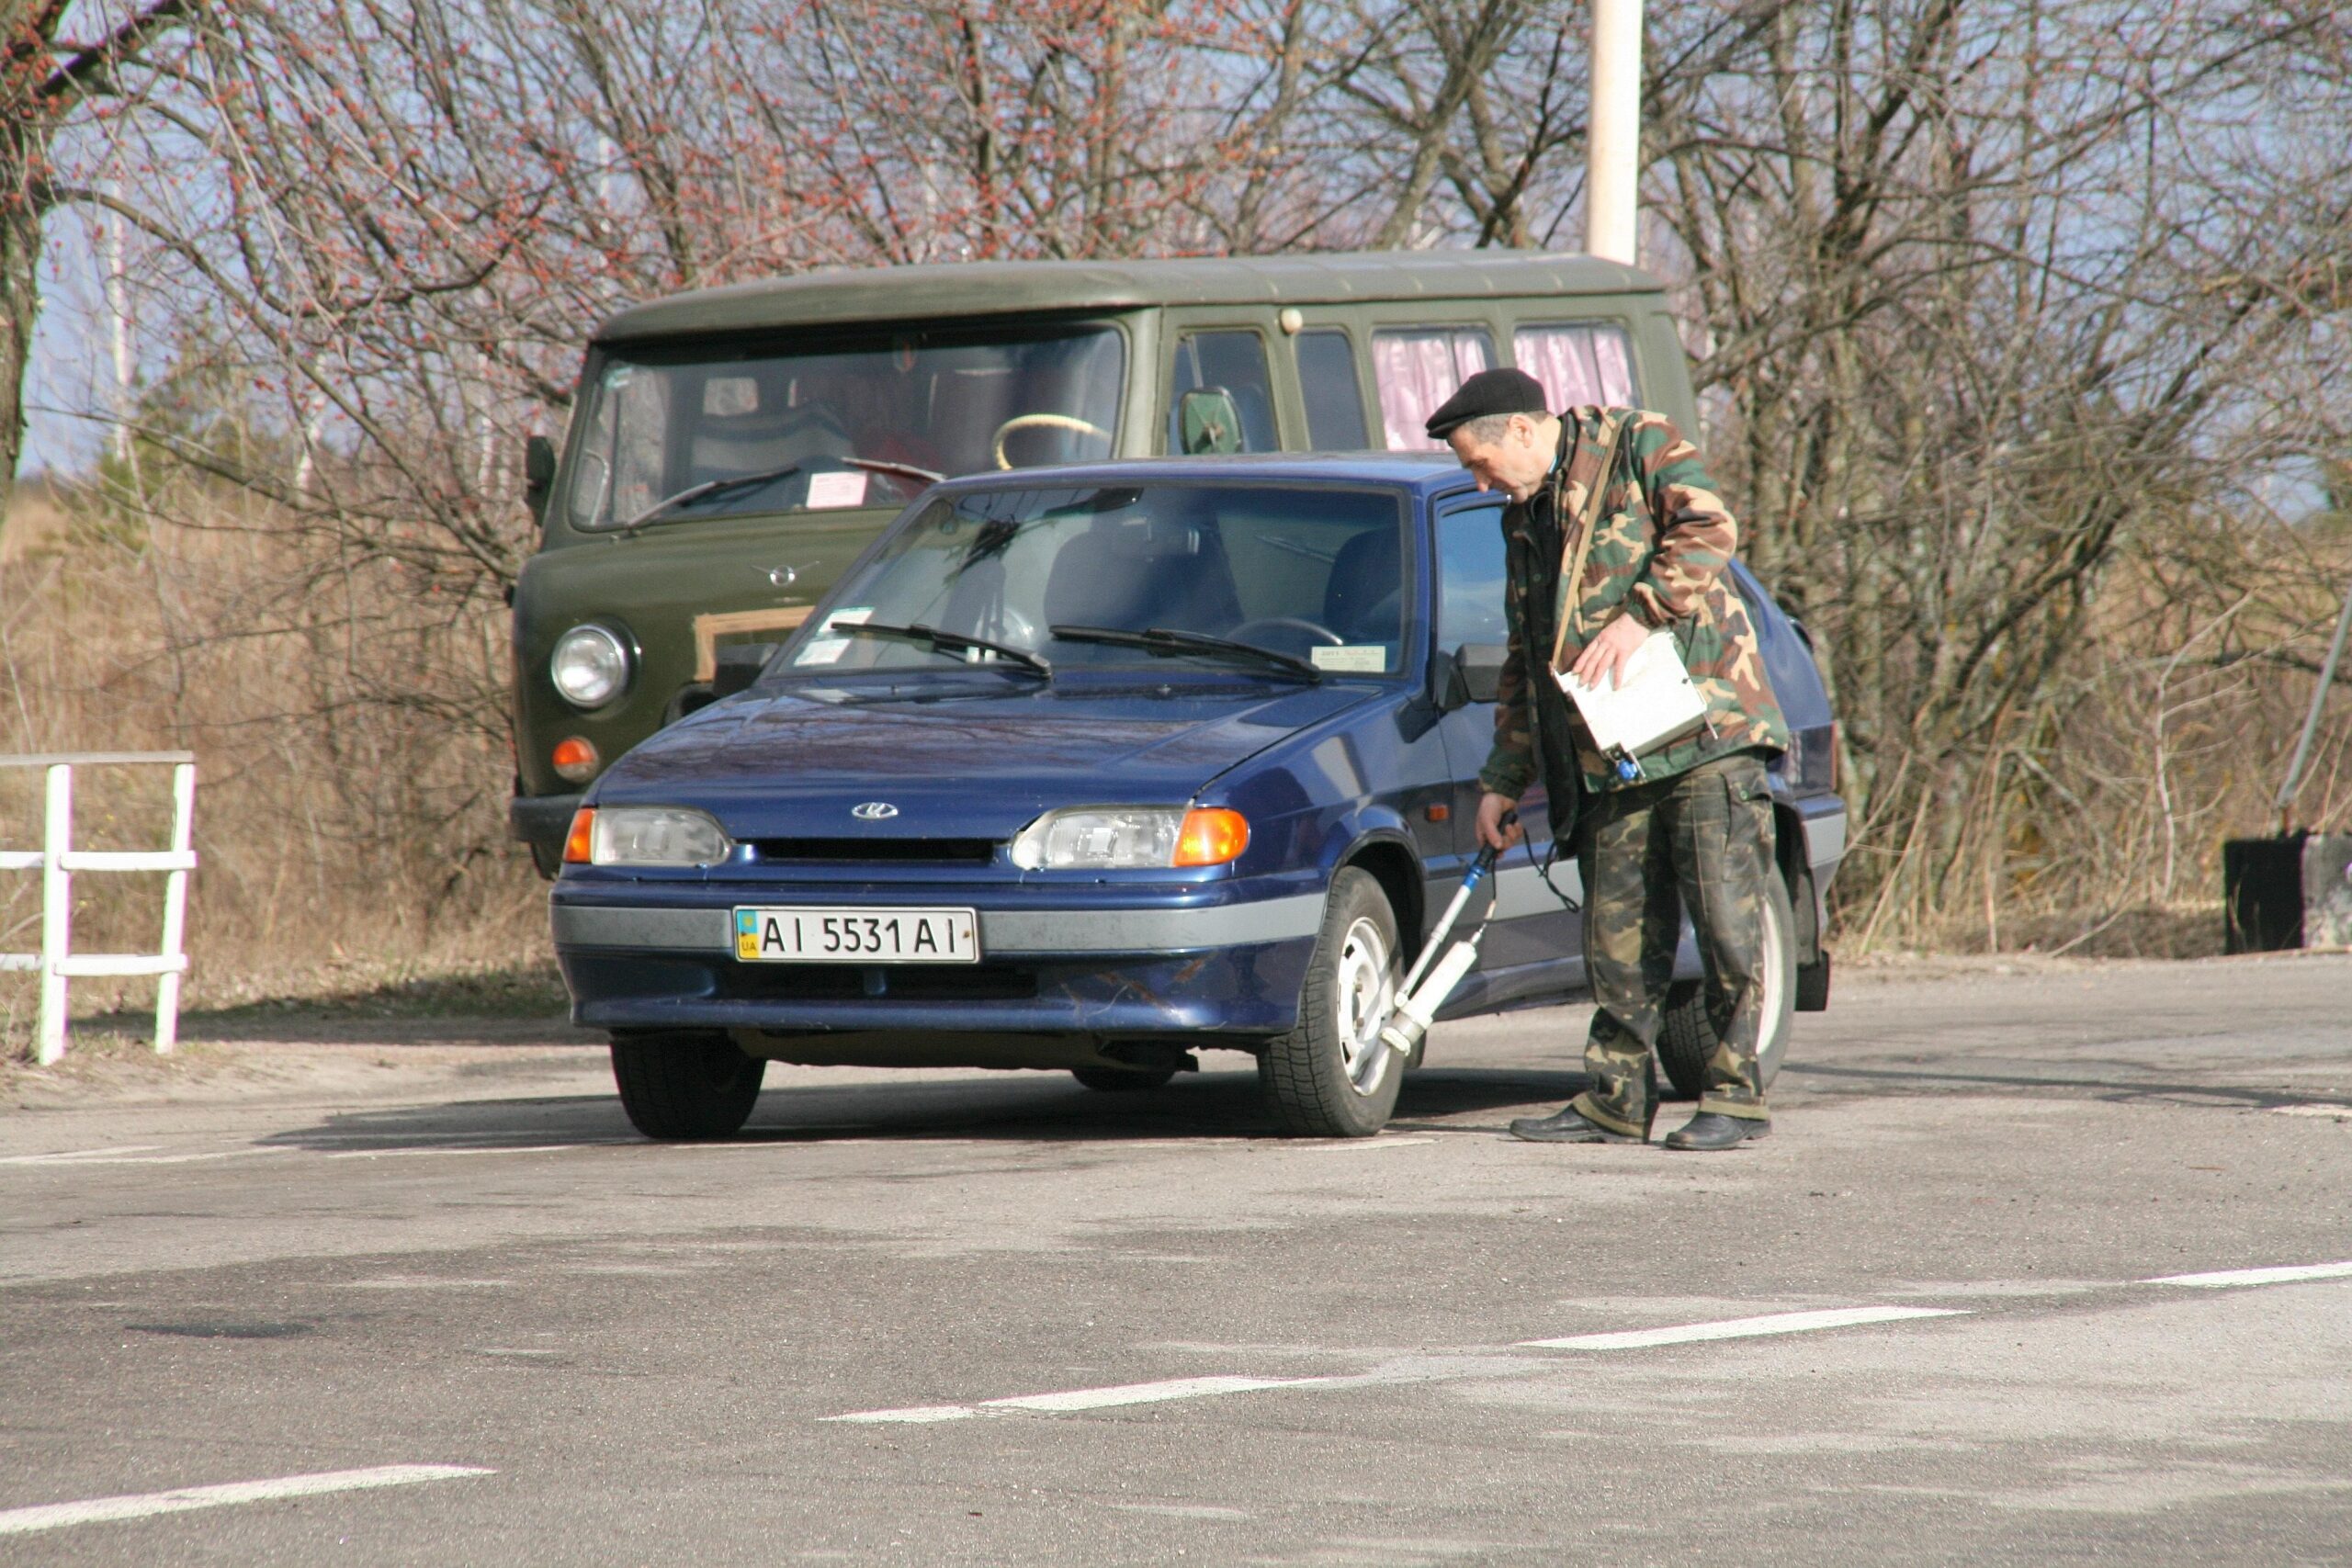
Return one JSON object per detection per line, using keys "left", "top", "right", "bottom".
{"left": 523, "top": 434, "right": 557, "bottom": 527}
{"left": 1440, "top": 642, "right": 1508, "bottom": 708}
{"left": 1177, "top": 387, "right": 1243, "bottom": 454}
{"left": 711, "top": 641, "right": 780, "bottom": 699}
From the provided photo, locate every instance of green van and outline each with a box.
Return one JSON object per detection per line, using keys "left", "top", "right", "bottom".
{"left": 510, "top": 250, "right": 1697, "bottom": 869}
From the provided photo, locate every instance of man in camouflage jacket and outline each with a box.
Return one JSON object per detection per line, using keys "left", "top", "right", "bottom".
{"left": 1427, "top": 367, "right": 1790, "bottom": 1152}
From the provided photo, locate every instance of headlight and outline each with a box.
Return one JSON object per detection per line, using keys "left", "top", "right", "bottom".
{"left": 550, "top": 624, "right": 631, "bottom": 708}
{"left": 579, "top": 807, "right": 732, "bottom": 867}
{"left": 1010, "top": 807, "right": 1249, "bottom": 870}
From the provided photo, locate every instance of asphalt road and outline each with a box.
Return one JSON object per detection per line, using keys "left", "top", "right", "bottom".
{"left": 3, "top": 953, "right": 2349, "bottom": 1565}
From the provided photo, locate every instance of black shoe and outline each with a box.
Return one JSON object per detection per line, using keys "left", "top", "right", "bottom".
{"left": 1509, "top": 1105, "right": 1646, "bottom": 1144}
{"left": 1662, "top": 1112, "right": 1770, "bottom": 1151}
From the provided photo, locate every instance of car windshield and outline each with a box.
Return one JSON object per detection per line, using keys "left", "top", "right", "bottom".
{"left": 563, "top": 324, "right": 1125, "bottom": 531}
{"left": 789, "top": 482, "right": 1409, "bottom": 677}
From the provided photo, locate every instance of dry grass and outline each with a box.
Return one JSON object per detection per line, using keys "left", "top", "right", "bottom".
{"left": 1, "top": 475, "right": 548, "bottom": 1060}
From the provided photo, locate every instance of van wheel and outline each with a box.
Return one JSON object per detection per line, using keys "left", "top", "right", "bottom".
{"left": 610, "top": 1032, "right": 765, "bottom": 1139}
{"left": 1259, "top": 868, "right": 1404, "bottom": 1138}
{"left": 1657, "top": 874, "right": 1796, "bottom": 1100}
{"left": 1070, "top": 1066, "right": 1177, "bottom": 1092}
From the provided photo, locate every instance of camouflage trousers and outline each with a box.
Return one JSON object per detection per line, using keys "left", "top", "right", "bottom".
{"left": 1567, "top": 750, "right": 1775, "bottom": 1136}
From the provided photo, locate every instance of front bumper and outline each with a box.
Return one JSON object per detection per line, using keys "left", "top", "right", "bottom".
{"left": 550, "top": 880, "right": 1325, "bottom": 1043}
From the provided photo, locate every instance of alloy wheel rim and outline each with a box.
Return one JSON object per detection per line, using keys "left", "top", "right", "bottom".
{"left": 1332, "top": 915, "right": 1396, "bottom": 1096}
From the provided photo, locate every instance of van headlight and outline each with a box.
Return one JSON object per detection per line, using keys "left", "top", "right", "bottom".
{"left": 581, "top": 807, "right": 732, "bottom": 867}
{"left": 1009, "top": 807, "right": 1249, "bottom": 870}
{"left": 551, "top": 624, "right": 632, "bottom": 708}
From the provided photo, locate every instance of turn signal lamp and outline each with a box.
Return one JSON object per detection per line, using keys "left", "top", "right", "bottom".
{"left": 1008, "top": 806, "right": 1251, "bottom": 870}
{"left": 562, "top": 807, "right": 596, "bottom": 864}
{"left": 1172, "top": 807, "right": 1250, "bottom": 867}
{"left": 552, "top": 736, "right": 600, "bottom": 782}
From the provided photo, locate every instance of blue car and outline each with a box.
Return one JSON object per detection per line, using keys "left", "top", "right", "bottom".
{"left": 551, "top": 455, "right": 1847, "bottom": 1139}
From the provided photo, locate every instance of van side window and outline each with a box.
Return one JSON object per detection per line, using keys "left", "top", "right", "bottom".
{"left": 1513, "top": 322, "right": 1635, "bottom": 408}
{"left": 1295, "top": 330, "right": 1369, "bottom": 450}
{"left": 1169, "top": 331, "right": 1278, "bottom": 453}
{"left": 1371, "top": 327, "right": 1494, "bottom": 450}
{"left": 1436, "top": 501, "right": 1510, "bottom": 649}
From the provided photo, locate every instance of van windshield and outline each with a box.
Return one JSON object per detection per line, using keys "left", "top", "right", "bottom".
{"left": 563, "top": 324, "right": 1125, "bottom": 531}
{"left": 789, "top": 482, "right": 1409, "bottom": 678}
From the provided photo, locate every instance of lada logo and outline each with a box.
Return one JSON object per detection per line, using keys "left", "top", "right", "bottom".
{"left": 851, "top": 802, "right": 899, "bottom": 820}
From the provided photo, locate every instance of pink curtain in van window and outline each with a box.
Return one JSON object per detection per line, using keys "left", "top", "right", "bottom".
{"left": 1513, "top": 324, "right": 1634, "bottom": 411}
{"left": 1373, "top": 331, "right": 1492, "bottom": 449}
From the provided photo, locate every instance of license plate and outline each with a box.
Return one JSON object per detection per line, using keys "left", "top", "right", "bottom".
{"left": 733, "top": 906, "right": 980, "bottom": 964}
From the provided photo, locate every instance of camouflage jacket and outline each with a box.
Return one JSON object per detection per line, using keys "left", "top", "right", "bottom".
{"left": 1478, "top": 407, "right": 1790, "bottom": 802}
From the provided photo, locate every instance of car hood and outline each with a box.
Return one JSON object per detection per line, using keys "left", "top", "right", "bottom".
{"left": 590, "top": 676, "right": 1380, "bottom": 841}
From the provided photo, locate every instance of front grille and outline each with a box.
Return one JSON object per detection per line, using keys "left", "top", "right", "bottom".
{"left": 721, "top": 963, "right": 1039, "bottom": 1001}
{"left": 749, "top": 837, "right": 999, "bottom": 865}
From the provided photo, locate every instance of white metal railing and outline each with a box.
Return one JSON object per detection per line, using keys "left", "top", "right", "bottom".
{"left": 0, "top": 752, "right": 197, "bottom": 1065}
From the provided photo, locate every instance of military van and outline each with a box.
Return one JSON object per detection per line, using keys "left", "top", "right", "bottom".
{"left": 510, "top": 250, "right": 1701, "bottom": 871}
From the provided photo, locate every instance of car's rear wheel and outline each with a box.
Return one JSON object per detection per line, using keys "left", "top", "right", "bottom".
{"left": 1070, "top": 1066, "right": 1178, "bottom": 1092}
{"left": 1657, "top": 873, "right": 1796, "bottom": 1100}
{"left": 1259, "top": 868, "right": 1404, "bottom": 1138}
{"left": 610, "top": 1032, "right": 766, "bottom": 1140}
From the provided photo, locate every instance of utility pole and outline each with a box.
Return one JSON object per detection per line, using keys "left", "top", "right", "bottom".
{"left": 1585, "top": 0, "right": 1642, "bottom": 266}
{"left": 99, "top": 184, "right": 135, "bottom": 468}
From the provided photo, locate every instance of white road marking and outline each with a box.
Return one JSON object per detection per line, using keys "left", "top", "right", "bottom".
{"left": 1294, "top": 1136, "right": 1438, "bottom": 1152}
{"left": 0, "top": 1147, "right": 293, "bottom": 1168}
{"left": 828, "top": 1404, "right": 978, "bottom": 1425}
{"left": 2143, "top": 1260, "right": 2352, "bottom": 1289}
{"left": 0, "top": 1464, "right": 494, "bottom": 1537}
{"left": 2270, "top": 1103, "right": 2352, "bottom": 1118}
{"left": 1519, "top": 1305, "right": 1969, "bottom": 1350}
{"left": 826, "top": 1374, "right": 1339, "bottom": 1425}
{"left": 0, "top": 1145, "right": 162, "bottom": 1164}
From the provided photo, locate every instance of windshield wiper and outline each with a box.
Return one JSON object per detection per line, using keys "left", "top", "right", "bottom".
{"left": 842, "top": 621, "right": 1052, "bottom": 677}
{"left": 615, "top": 456, "right": 939, "bottom": 536}
{"left": 618, "top": 463, "right": 803, "bottom": 535}
{"left": 1048, "top": 624, "right": 1323, "bottom": 683}
{"left": 845, "top": 456, "right": 944, "bottom": 485}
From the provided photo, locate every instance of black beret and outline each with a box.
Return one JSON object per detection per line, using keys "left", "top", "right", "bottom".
{"left": 1423, "top": 367, "right": 1548, "bottom": 440}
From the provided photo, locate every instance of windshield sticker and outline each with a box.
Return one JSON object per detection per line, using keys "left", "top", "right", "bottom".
{"left": 1310, "top": 645, "right": 1389, "bottom": 672}
{"left": 806, "top": 470, "right": 870, "bottom": 510}
{"left": 795, "top": 607, "right": 873, "bottom": 667}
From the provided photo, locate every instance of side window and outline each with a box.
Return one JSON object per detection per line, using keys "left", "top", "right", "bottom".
{"left": 1295, "top": 330, "right": 1369, "bottom": 450}
{"left": 1512, "top": 321, "right": 1635, "bottom": 409}
{"left": 1435, "top": 502, "right": 1510, "bottom": 649}
{"left": 1371, "top": 326, "right": 1494, "bottom": 451}
{"left": 1168, "top": 331, "right": 1278, "bottom": 453}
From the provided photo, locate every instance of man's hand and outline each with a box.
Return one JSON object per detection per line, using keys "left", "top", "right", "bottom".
{"left": 1476, "top": 791, "right": 1524, "bottom": 852}
{"left": 1569, "top": 612, "right": 1648, "bottom": 690}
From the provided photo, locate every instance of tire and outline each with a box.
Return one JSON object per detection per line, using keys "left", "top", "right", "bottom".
{"left": 610, "top": 1032, "right": 766, "bottom": 1140}
{"left": 1070, "top": 1066, "right": 1178, "bottom": 1092}
{"left": 1258, "top": 868, "right": 1405, "bottom": 1138}
{"left": 1657, "top": 872, "right": 1796, "bottom": 1100}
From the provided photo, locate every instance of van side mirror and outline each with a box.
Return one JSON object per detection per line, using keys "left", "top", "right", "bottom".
{"left": 1177, "top": 388, "right": 1242, "bottom": 454}
{"left": 523, "top": 434, "right": 557, "bottom": 526}
{"left": 712, "top": 642, "right": 779, "bottom": 699}
{"left": 1441, "top": 642, "right": 1508, "bottom": 708}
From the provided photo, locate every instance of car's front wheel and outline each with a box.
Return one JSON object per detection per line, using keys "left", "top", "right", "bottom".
{"left": 610, "top": 1032, "right": 766, "bottom": 1139}
{"left": 1657, "top": 873, "right": 1797, "bottom": 1100}
{"left": 1259, "top": 868, "right": 1405, "bottom": 1137}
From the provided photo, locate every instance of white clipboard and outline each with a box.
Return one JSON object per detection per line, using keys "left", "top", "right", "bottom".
{"left": 1556, "top": 627, "right": 1708, "bottom": 761}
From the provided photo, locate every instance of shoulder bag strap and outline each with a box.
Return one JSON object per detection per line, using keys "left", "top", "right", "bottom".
{"left": 1547, "top": 409, "right": 1628, "bottom": 671}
